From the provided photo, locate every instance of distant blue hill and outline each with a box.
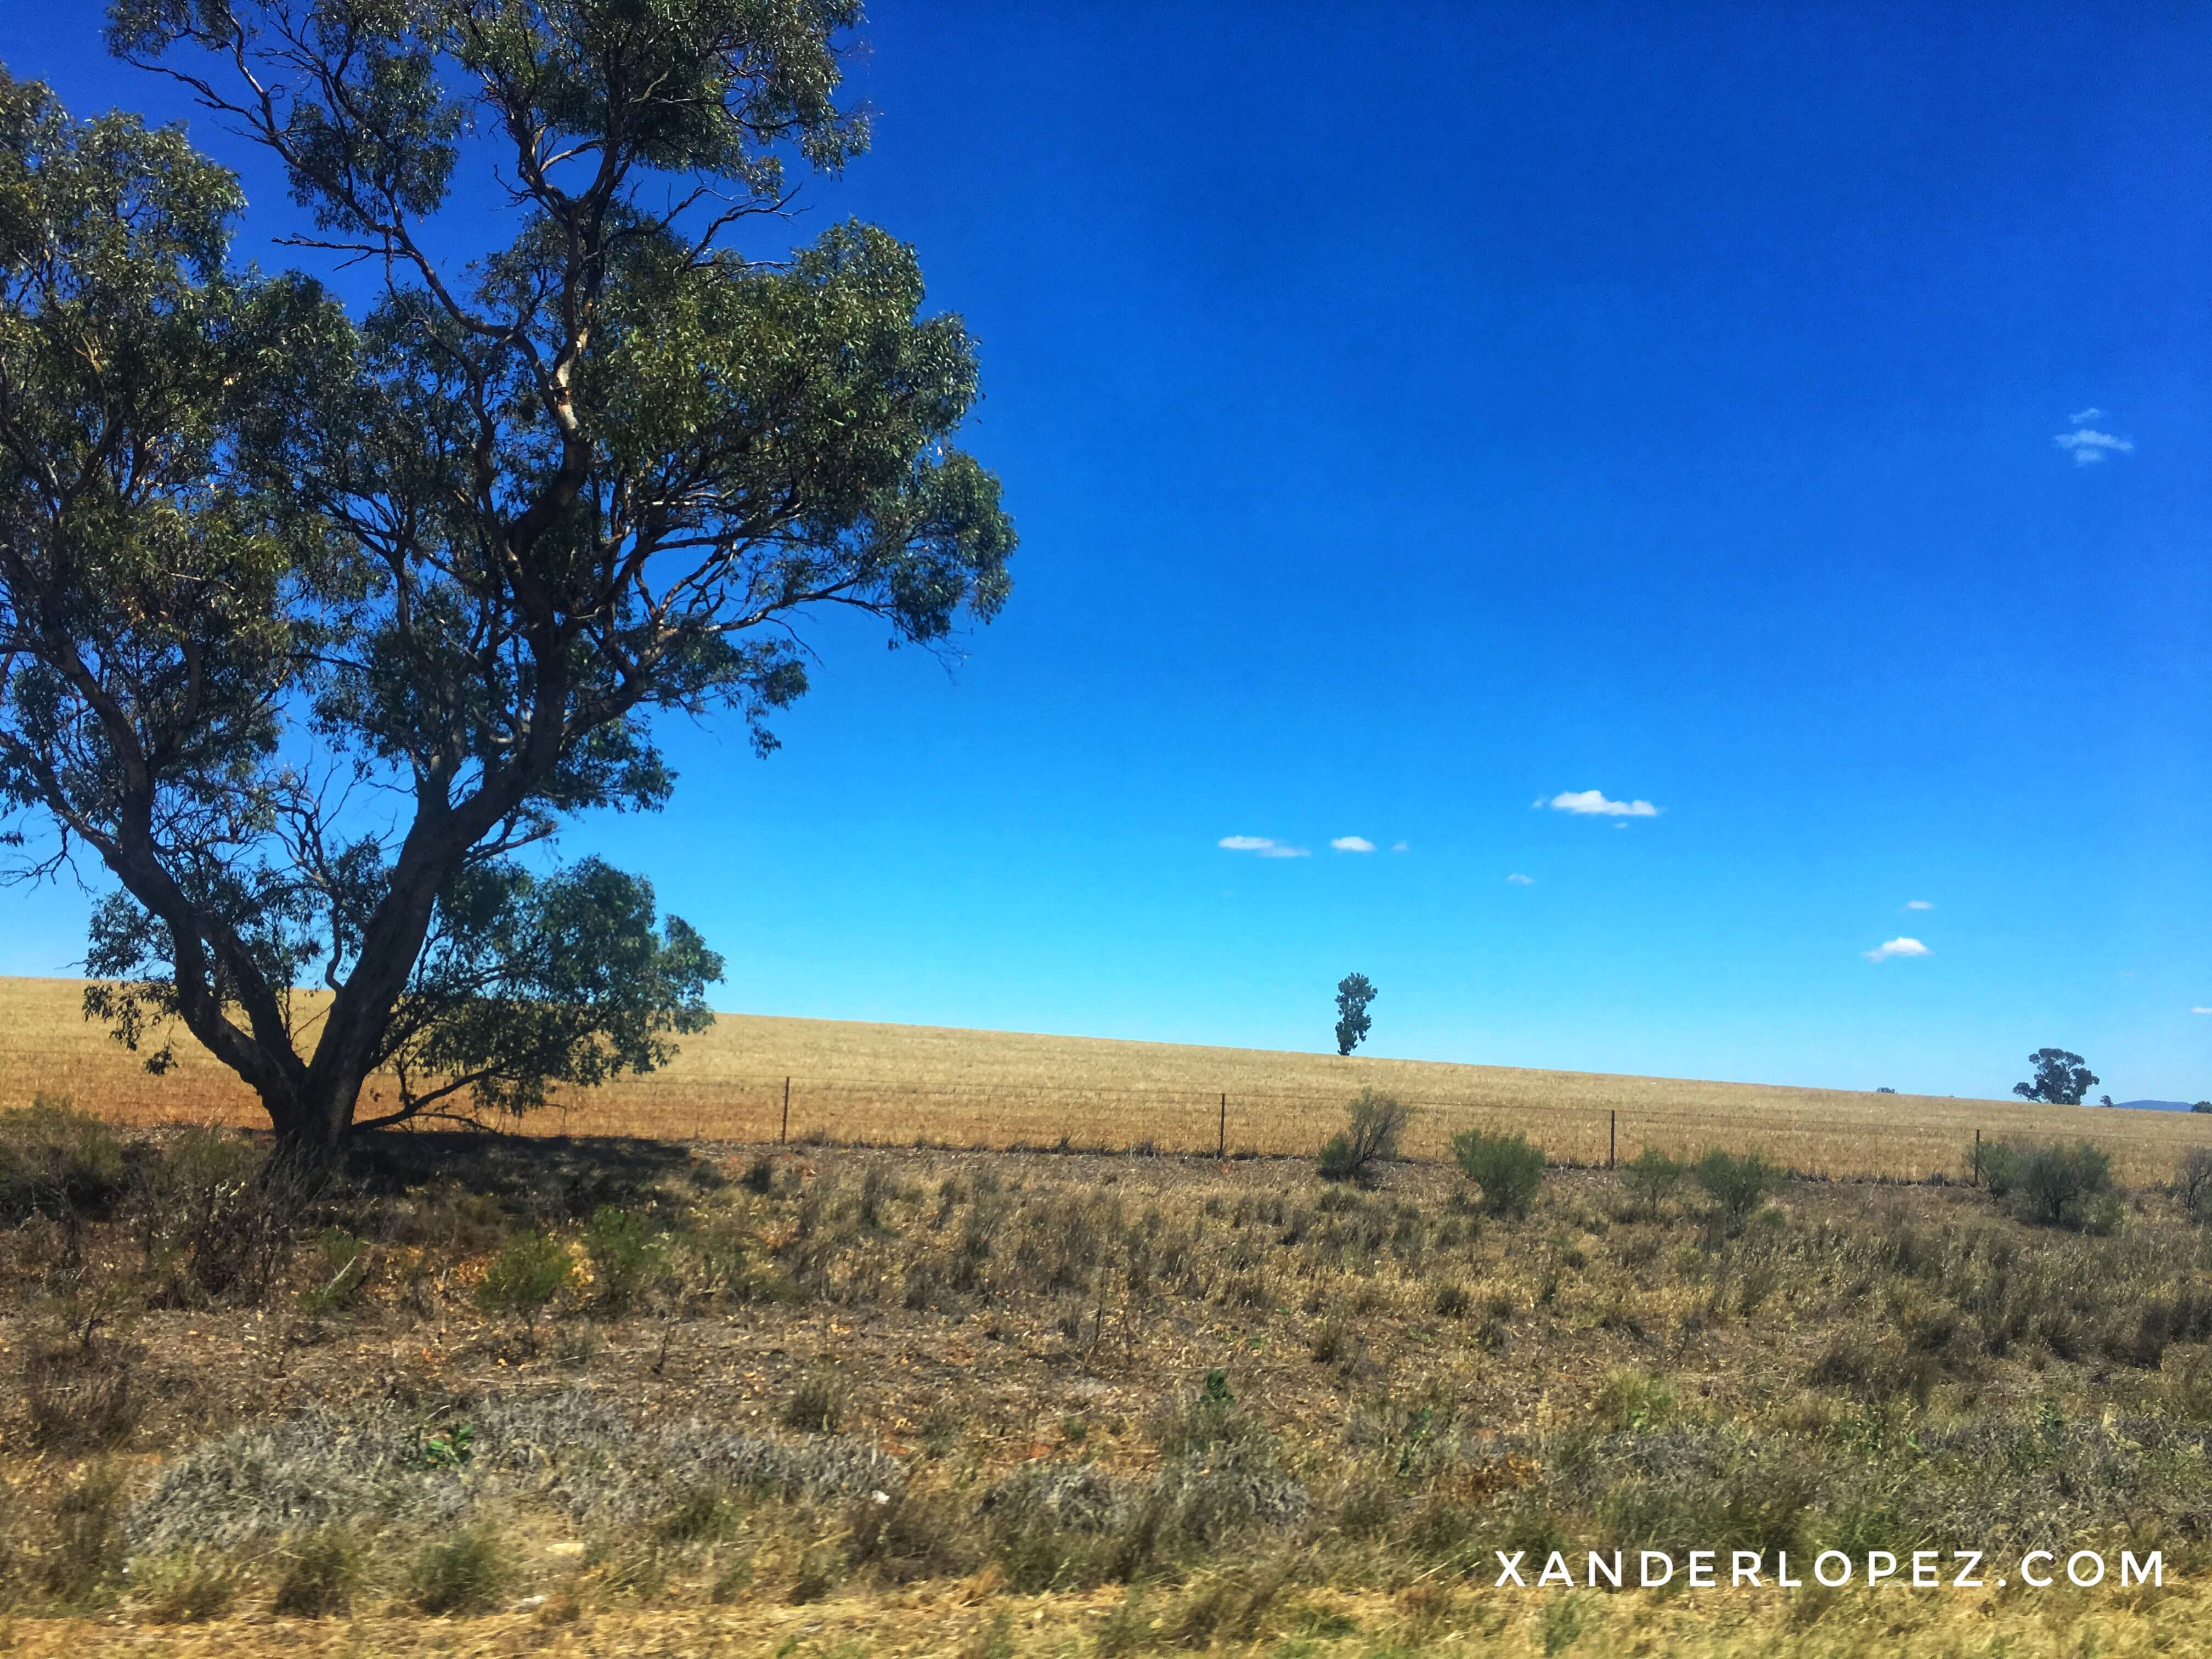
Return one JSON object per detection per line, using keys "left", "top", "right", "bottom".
{"left": 2118, "top": 1099, "right": 2202, "bottom": 1113}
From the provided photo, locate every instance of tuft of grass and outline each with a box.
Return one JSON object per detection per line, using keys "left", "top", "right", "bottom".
{"left": 1620, "top": 1147, "right": 1685, "bottom": 1212}
{"left": 406, "top": 1528, "right": 509, "bottom": 1615}
{"left": 782, "top": 1368, "right": 851, "bottom": 1435}
{"left": 270, "top": 1527, "right": 360, "bottom": 1618}
{"left": 134, "top": 1551, "right": 240, "bottom": 1624}
{"left": 476, "top": 1229, "right": 573, "bottom": 1325}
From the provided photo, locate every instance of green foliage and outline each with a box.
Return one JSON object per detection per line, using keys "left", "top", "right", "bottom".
{"left": 1333, "top": 972, "right": 1378, "bottom": 1056}
{"left": 1980, "top": 1139, "right": 2114, "bottom": 1229}
{"left": 5, "top": 0, "right": 1017, "bottom": 1152}
{"left": 1317, "top": 1089, "right": 1410, "bottom": 1184}
{"left": 2012, "top": 1048, "right": 2098, "bottom": 1105}
{"left": 584, "top": 1204, "right": 667, "bottom": 1311}
{"left": 1693, "top": 1149, "right": 1784, "bottom": 1220}
{"left": 1449, "top": 1128, "right": 1545, "bottom": 1218}
{"left": 410, "top": 1421, "right": 475, "bottom": 1471}
{"left": 1620, "top": 1148, "right": 1684, "bottom": 1211}
{"left": 475, "top": 1232, "right": 573, "bottom": 1321}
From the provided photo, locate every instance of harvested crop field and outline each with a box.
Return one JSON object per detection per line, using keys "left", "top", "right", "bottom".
{"left": 1, "top": 976, "right": 2203, "bottom": 1185}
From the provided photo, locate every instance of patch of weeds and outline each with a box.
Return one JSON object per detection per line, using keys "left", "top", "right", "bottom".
{"left": 406, "top": 1527, "right": 508, "bottom": 1615}
{"left": 584, "top": 1205, "right": 666, "bottom": 1312}
{"left": 133, "top": 1550, "right": 240, "bottom": 1624}
{"left": 270, "top": 1527, "right": 360, "bottom": 1618}
{"left": 782, "top": 1368, "right": 851, "bottom": 1434}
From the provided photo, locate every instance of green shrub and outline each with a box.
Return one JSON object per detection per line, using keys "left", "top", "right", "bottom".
{"left": 407, "top": 1528, "right": 508, "bottom": 1615}
{"left": 1693, "top": 1149, "right": 1783, "bottom": 1220}
{"left": 1620, "top": 1148, "right": 1684, "bottom": 1211}
{"left": 1317, "top": 1090, "right": 1412, "bottom": 1184}
{"left": 583, "top": 1205, "right": 665, "bottom": 1311}
{"left": 1988, "top": 1139, "right": 2114, "bottom": 1229}
{"left": 1449, "top": 1129, "right": 1544, "bottom": 1218}
{"left": 476, "top": 1231, "right": 573, "bottom": 1322}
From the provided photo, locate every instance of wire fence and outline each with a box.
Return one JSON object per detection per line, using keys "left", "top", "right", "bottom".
{"left": 499, "top": 1071, "right": 2212, "bottom": 1188}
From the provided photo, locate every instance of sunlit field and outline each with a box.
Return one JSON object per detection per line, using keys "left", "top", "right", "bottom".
{"left": 2, "top": 976, "right": 2202, "bottom": 1184}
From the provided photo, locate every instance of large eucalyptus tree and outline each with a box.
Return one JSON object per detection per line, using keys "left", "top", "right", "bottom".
{"left": 0, "top": 2, "right": 1014, "bottom": 1154}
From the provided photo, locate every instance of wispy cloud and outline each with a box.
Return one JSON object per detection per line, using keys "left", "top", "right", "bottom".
{"left": 1543, "top": 789, "right": 1660, "bottom": 818}
{"left": 1865, "top": 937, "right": 1931, "bottom": 962}
{"left": 1905, "top": 899, "right": 1933, "bottom": 911}
{"left": 1506, "top": 873, "right": 1534, "bottom": 885}
{"left": 1391, "top": 841, "right": 1410, "bottom": 854}
{"left": 1218, "top": 836, "right": 1310, "bottom": 859}
{"left": 2194, "top": 1007, "right": 2212, "bottom": 1016}
{"left": 1330, "top": 836, "right": 1376, "bottom": 853}
{"left": 2070, "top": 407, "right": 2103, "bottom": 425}
{"left": 2055, "top": 425, "right": 2134, "bottom": 466}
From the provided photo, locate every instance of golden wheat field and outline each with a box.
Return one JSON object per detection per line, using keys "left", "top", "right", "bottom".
{"left": 0, "top": 974, "right": 2203, "bottom": 1184}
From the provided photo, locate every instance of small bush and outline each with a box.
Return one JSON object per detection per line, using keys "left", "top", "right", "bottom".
{"left": 1449, "top": 1129, "right": 1544, "bottom": 1218}
{"left": 477, "top": 1230, "right": 573, "bottom": 1322}
{"left": 407, "top": 1528, "right": 508, "bottom": 1615}
{"left": 1984, "top": 1139, "right": 2114, "bottom": 1229}
{"left": 1620, "top": 1148, "right": 1684, "bottom": 1212}
{"left": 583, "top": 1205, "right": 665, "bottom": 1311}
{"left": 271, "top": 1527, "right": 360, "bottom": 1618}
{"left": 2175, "top": 1148, "right": 2212, "bottom": 1222}
{"left": 1317, "top": 1090, "right": 1412, "bottom": 1184}
{"left": 1694, "top": 1150, "right": 1783, "bottom": 1220}
{"left": 0, "top": 1097, "right": 130, "bottom": 1223}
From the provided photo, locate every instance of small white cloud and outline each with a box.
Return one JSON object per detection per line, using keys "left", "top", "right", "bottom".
{"left": 1330, "top": 836, "right": 1376, "bottom": 853}
{"left": 1506, "top": 873, "right": 1534, "bottom": 885}
{"left": 1865, "top": 936, "right": 1931, "bottom": 962}
{"left": 1218, "top": 836, "right": 1310, "bottom": 859}
{"left": 1545, "top": 789, "right": 1660, "bottom": 818}
{"left": 2055, "top": 427, "right": 2134, "bottom": 466}
{"left": 2070, "top": 407, "right": 2103, "bottom": 424}
{"left": 2193, "top": 1006, "right": 2212, "bottom": 1015}
{"left": 1905, "top": 899, "right": 1933, "bottom": 911}
{"left": 1390, "top": 840, "right": 1410, "bottom": 853}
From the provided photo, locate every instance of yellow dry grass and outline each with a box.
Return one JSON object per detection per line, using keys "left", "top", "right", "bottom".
{"left": 1, "top": 974, "right": 2204, "bottom": 1184}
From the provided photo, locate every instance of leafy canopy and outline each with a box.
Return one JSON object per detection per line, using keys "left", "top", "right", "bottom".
{"left": 0, "top": 2, "right": 1014, "bottom": 1146}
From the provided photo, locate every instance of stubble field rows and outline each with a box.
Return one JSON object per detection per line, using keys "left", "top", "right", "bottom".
{"left": 0, "top": 975, "right": 2202, "bottom": 1184}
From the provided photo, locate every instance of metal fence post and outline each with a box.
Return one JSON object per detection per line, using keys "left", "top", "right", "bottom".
{"left": 1973, "top": 1127, "right": 1980, "bottom": 1188}
{"left": 1218, "top": 1092, "right": 1227, "bottom": 1160}
{"left": 780, "top": 1076, "right": 791, "bottom": 1146}
{"left": 1609, "top": 1110, "right": 1617, "bottom": 1170}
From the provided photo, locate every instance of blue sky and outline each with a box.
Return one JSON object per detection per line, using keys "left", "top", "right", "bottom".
{"left": 4, "top": 3, "right": 2209, "bottom": 1101}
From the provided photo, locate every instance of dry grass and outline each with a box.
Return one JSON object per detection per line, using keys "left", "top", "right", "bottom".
{"left": 3, "top": 975, "right": 2206, "bottom": 1184}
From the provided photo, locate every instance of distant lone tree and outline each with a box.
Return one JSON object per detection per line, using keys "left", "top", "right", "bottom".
{"left": 2193, "top": 1101, "right": 2211, "bottom": 1115}
{"left": 2098, "top": 1094, "right": 2115, "bottom": 1108}
{"left": 2013, "top": 1049, "right": 2098, "bottom": 1106}
{"left": 0, "top": 6, "right": 1013, "bottom": 1160}
{"left": 1334, "top": 973, "right": 1377, "bottom": 1056}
